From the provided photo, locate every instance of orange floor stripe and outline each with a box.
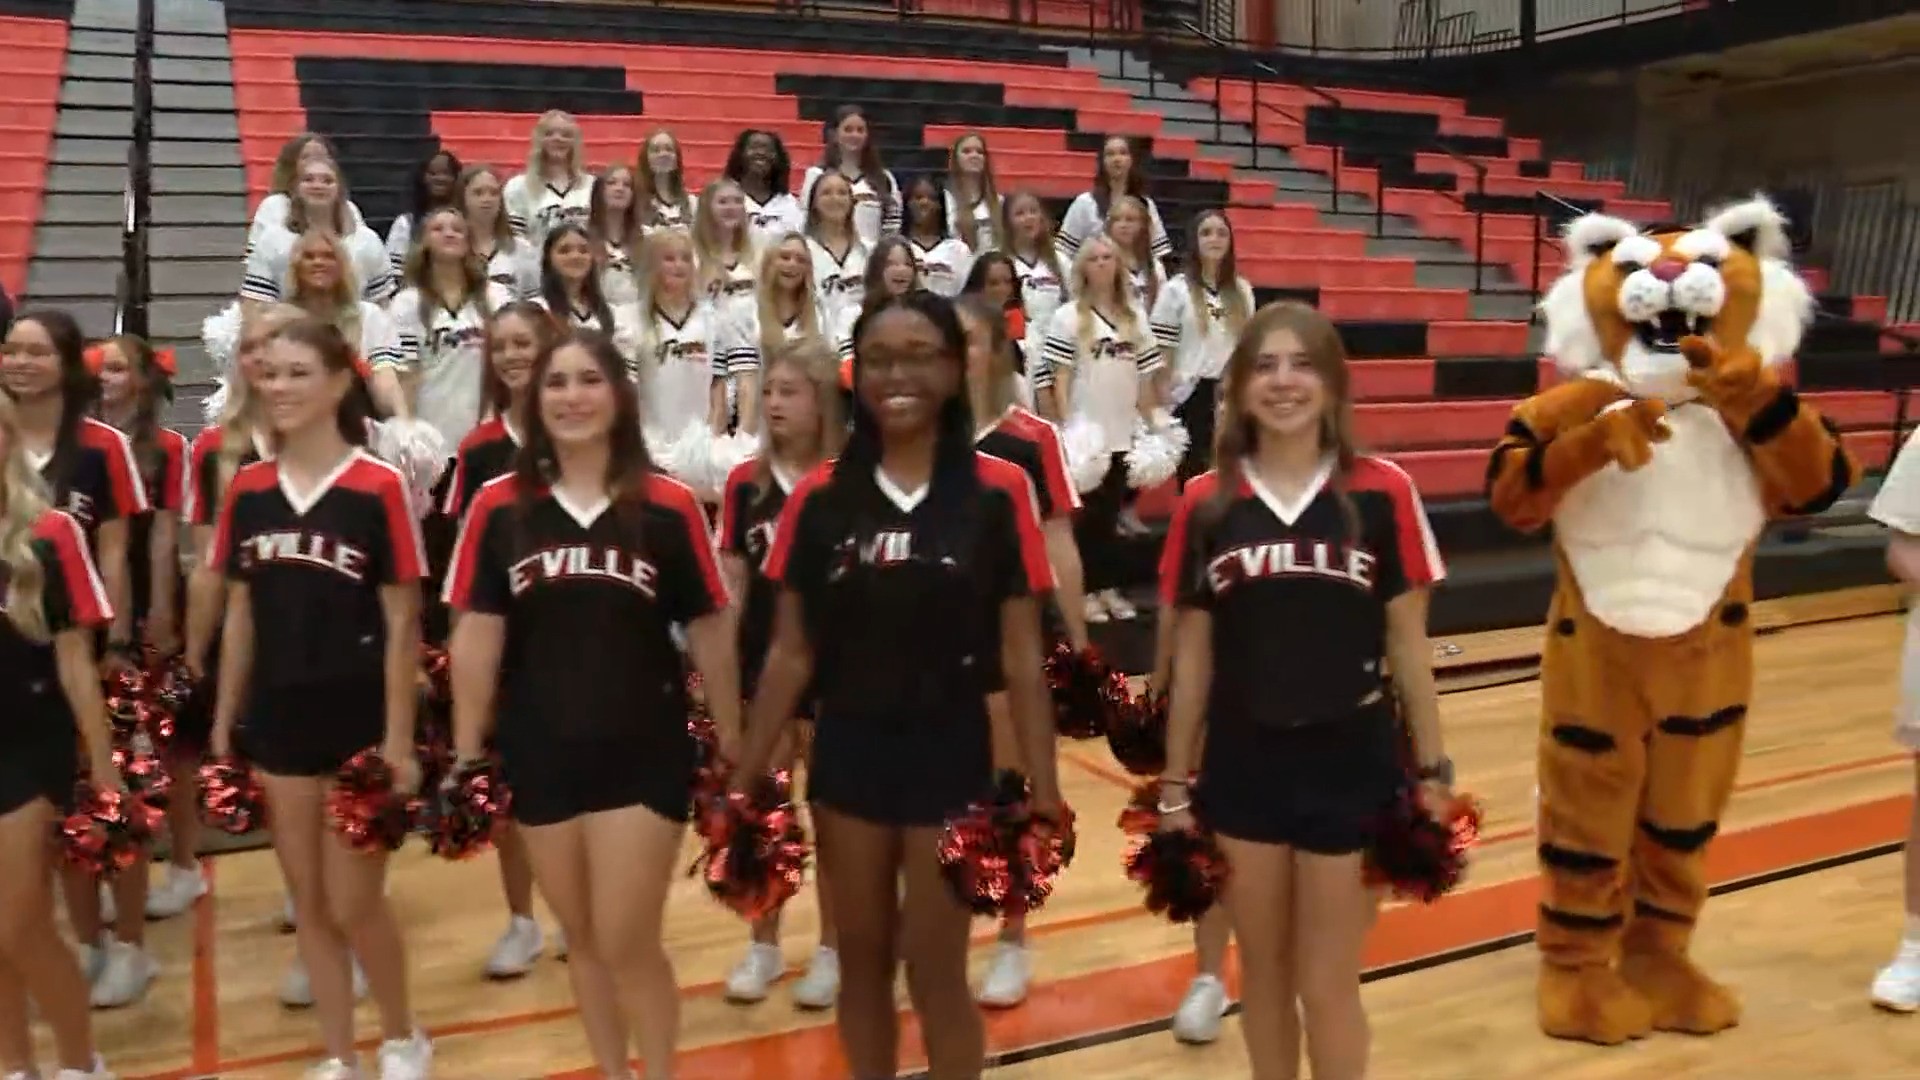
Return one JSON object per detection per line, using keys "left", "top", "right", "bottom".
{"left": 190, "top": 857, "right": 220, "bottom": 1074}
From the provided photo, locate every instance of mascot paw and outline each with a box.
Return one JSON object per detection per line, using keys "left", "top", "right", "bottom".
{"left": 1593, "top": 398, "right": 1670, "bottom": 472}
{"left": 1538, "top": 964, "right": 1653, "bottom": 1045}
{"left": 1620, "top": 948, "right": 1741, "bottom": 1034}
{"left": 1681, "top": 335, "right": 1771, "bottom": 414}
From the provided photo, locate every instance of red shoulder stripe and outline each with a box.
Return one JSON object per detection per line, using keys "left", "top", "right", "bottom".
{"left": 1158, "top": 470, "right": 1219, "bottom": 607}
{"left": 33, "top": 509, "right": 111, "bottom": 627}
{"left": 645, "top": 471, "right": 729, "bottom": 609}
{"left": 763, "top": 461, "right": 833, "bottom": 583}
{"left": 345, "top": 454, "right": 426, "bottom": 582}
{"left": 443, "top": 473, "right": 517, "bottom": 608}
{"left": 1005, "top": 407, "right": 1081, "bottom": 516}
{"left": 718, "top": 457, "right": 760, "bottom": 555}
{"left": 78, "top": 417, "right": 150, "bottom": 517}
{"left": 977, "top": 451, "right": 1055, "bottom": 594}
{"left": 1350, "top": 457, "right": 1446, "bottom": 589}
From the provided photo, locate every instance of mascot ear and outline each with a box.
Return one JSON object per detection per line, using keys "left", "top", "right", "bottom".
{"left": 1561, "top": 213, "right": 1641, "bottom": 266}
{"left": 1703, "top": 194, "right": 1793, "bottom": 262}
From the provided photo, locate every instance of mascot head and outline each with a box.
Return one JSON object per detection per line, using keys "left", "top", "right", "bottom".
{"left": 1538, "top": 194, "right": 1814, "bottom": 403}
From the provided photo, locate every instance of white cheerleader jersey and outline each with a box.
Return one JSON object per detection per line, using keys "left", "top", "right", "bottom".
{"left": 1056, "top": 191, "right": 1172, "bottom": 261}
{"left": 807, "top": 236, "right": 868, "bottom": 325}
{"left": 247, "top": 194, "right": 366, "bottom": 252}
{"left": 241, "top": 223, "right": 397, "bottom": 307}
{"left": 910, "top": 236, "right": 974, "bottom": 298}
{"left": 1150, "top": 274, "right": 1255, "bottom": 390}
{"left": 388, "top": 282, "right": 515, "bottom": 450}
{"left": 634, "top": 300, "right": 731, "bottom": 434}
{"left": 503, "top": 173, "right": 593, "bottom": 248}
{"left": 944, "top": 190, "right": 1000, "bottom": 253}
{"left": 1038, "top": 302, "right": 1163, "bottom": 455}
{"left": 743, "top": 191, "right": 804, "bottom": 249}
{"left": 723, "top": 300, "right": 830, "bottom": 377}
{"left": 800, "top": 165, "right": 901, "bottom": 249}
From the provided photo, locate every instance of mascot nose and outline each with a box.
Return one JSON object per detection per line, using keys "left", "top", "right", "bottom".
{"left": 1649, "top": 257, "right": 1687, "bottom": 282}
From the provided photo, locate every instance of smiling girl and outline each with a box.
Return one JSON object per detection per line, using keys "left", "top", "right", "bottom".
{"left": 800, "top": 105, "right": 900, "bottom": 248}
{"left": 504, "top": 111, "right": 591, "bottom": 247}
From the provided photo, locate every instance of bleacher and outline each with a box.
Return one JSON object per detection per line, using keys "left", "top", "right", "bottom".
{"left": 0, "top": 8, "right": 69, "bottom": 301}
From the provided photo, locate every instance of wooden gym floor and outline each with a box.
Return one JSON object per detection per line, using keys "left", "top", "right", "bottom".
{"left": 56, "top": 585, "right": 1920, "bottom": 1079}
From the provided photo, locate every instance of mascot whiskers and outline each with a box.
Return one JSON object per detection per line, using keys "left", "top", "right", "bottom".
{"left": 1486, "top": 195, "right": 1858, "bottom": 1045}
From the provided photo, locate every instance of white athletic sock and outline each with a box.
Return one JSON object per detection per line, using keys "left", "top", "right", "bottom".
{"left": 1904, "top": 912, "right": 1920, "bottom": 947}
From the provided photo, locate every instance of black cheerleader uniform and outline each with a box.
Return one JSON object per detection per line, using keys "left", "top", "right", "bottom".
{"left": 762, "top": 453, "right": 1053, "bottom": 826}
{"left": 210, "top": 450, "right": 426, "bottom": 777}
{"left": 0, "top": 510, "right": 113, "bottom": 816}
{"left": 443, "top": 470, "right": 729, "bottom": 827}
{"left": 719, "top": 457, "right": 799, "bottom": 706}
{"left": 125, "top": 426, "right": 188, "bottom": 631}
{"left": 440, "top": 415, "right": 522, "bottom": 526}
{"left": 177, "top": 426, "right": 264, "bottom": 753}
{"left": 1159, "top": 456, "right": 1445, "bottom": 853}
{"left": 35, "top": 417, "right": 149, "bottom": 542}
{"left": 976, "top": 405, "right": 1078, "bottom": 649}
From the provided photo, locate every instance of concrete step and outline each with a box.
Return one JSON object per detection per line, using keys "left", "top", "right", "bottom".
{"left": 28, "top": 259, "right": 122, "bottom": 297}
{"left": 54, "top": 137, "right": 132, "bottom": 166}
{"left": 151, "top": 256, "right": 242, "bottom": 297}
{"left": 1365, "top": 235, "right": 1467, "bottom": 260}
{"left": 151, "top": 224, "right": 247, "bottom": 259}
{"left": 71, "top": 0, "right": 138, "bottom": 32}
{"left": 68, "top": 29, "right": 135, "bottom": 57}
{"left": 150, "top": 297, "right": 225, "bottom": 340}
{"left": 1322, "top": 209, "right": 1424, "bottom": 237}
{"left": 1471, "top": 291, "right": 1541, "bottom": 321}
{"left": 46, "top": 164, "right": 128, "bottom": 196}
{"left": 56, "top": 109, "right": 132, "bottom": 139}
{"left": 154, "top": 165, "right": 247, "bottom": 196}
{"left": 1414, "top": 261, "right": 1496, "bottom": 290}
{"left": 153, "top": 56, "right": 234, "bottom": 83}
{"left": 152, "top": 140, "right": 244, "bottom": 167}
{"left": 19, "top": 298, "right": 119, "bottom": 338}
{"left": 35, "top": 225, "right": 125, "bottom": 259}
{"left": 154, "top": 33, "right": 233, "bottom": 60}
{"left": 60, "top": 80, "right": 134, "bottom": 110}
{"left": 151, "top": 194, "right": 247, "bottom": 227}
{"left": 65, "top": 54, "right": 134, "bottom": 81}
{"left": 153, "top": 83, "right": 235, "bottom": 112}
{"left": 155, "top": 113, "right": 238, "bottom": 141}
{"left": 40, "top": 193, "right": 126, "bottom": 226}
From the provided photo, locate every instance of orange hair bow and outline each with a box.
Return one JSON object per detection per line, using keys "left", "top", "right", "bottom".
{"left": 351, "top": 351, "right": 373, "bottom": 381}
{"left": 81, "top": 342, "right": 177, "bottom": 377}
{"left": 151, "top": 347, "right": 177, "bottom": 377}
{"left": 82, "top": 344, "right": 106, "bottom": 374}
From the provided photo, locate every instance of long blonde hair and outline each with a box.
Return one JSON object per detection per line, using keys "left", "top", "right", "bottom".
{"left": 755, "top": 232, "right": 821, "bottom": 357}
{"left": 284, "top": 156, "right": 351, "bottom": 236}
{"left": 1106, "top": 194, "right": 1158, "bottom": 309}
{"left": 632, "top": 228, "right": 699, "bottom": 376}
{"left": 288, "top": 231, "right": 363, "bottom": 344}
{"left": 0, "top": 393, "right": 56, "bottom": 640}
{"left": 403, "top": 206, "right": 493, "bottom": 331}
{"left": 1069, "top": 233, "right": 1144, "bottom": 362}
{"left": 525, "top": 110, "right": 582, "bottom": 184}
{"left": 216, "top": 304, "right": 305, "bottom": 494}
{"left": 755, "top": 336, "right": 844, "bottom": 511}
{"left": 693, "top": 178, "right": 756, "bottom": 298}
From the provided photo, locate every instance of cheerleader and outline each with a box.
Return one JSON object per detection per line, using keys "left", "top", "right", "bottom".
{"left": 208, "top": 316, "right": 433, "bottom": 1079}
{"left": 718, "top": 337, "right": 846, "bottom": 1009}
{"left": 1152, "top": 209, "right": 1253, "bottom": 485}
{"left": 1036, "top": 234, "right": 1162, "bottom": 623}
{"left": 833, "top": 237, "right": 918, "bottom": 356}
{"left": 444, "top": 330, "right": 742, "bottom": 1080}
{"left": 532, "top": 224, "right": 639, "bottom": 364}
{"left": 637, "top": 130, "right": 696, "bottom": 233}
{"left": 961, "top": 252, "right": 1028, "bottom": 375}
{"left": 90, "top": 338, "right": 204, "bottom": 969}
{"left": 1158, "top": 301, "right": 1450, "bottom": 1080}
{"left": 944, "top": 133, "right": 1003, "bottom": 253}
{"left": 723, "top": 233, "right": 829, "bottom": 433}
{"left": 956, "top": 296, "right": 1090, "bottom": 1009}
{"left": 503, "top": 110, "right": 591, "bottom": 247}
{"left": 1002, "top": 192, "right": 1069, "bottom": 412}
{"left": 799, "top": 105, "right": 899, "bottom": 248}
{"left": 1868, "top": 428, "right": 1920, "bottom": 1014}
{"left": 458, "top": 164, "right": 540, "bottom": 300}
{"left": 902, "top": 175, "right": 973, "bottom": 298}
{"left": 732, "top": 290, "right": 1059, "bottom": 1079}
{"left": 692, "top": 179, "right": 761, "bottom": 326}
{"left": 242, "top": 156, "right": 396, "bottom": 309}
{"left": 804, "top": 173, "right": 868, "bottom": 325}
{"left": 384, "top": 151, "right": 462, "bottom": 277}
{"left": 630, "top": 230, "right": 736, "bottom": 499}
{"left": 587, "top": 167, "right": 644, "bottom": 306}
{"left": 1056, "top": 136, "right": 1171, "bottom": 263}
{"left": 724, "top": 129, "right": 803, "bottom": 248}
{"left": 438, "top": 302, "right": 568, "bottom": 979}
{"left": 390, "top": 208, "right": 514, "bottom": 455}
{"left": 248, "top": 134, "right": 368, "bottom": 252}
{"left": 0, "top": 392, "right": 120, "bottom": 1080}
{"left": 3, "top": 311, "right": 151, "bottom": 992}
{"left": 1106, "top": 195, "right": 1166, "bottom": 314}
{"left": 279, "top": 233, "right": 405, "bottom": 416}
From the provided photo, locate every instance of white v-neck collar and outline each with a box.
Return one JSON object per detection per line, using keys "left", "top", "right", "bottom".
{"left": 1243, "top": 456, "right": 1334, "bottom": 527}
{"left": 874, "top": 466, "right": 929, "bottom": 514}
{"left": 502, "top": 416, "right": 524, "bottom": 447}
{"left": 278, "top": 448, "right": 361, "bottom": 516}
{"left": 769, "top": 460, "right": 798, "bottom": 495}
{"left": 25, "top": 447, "right": 51, "bottom": 474}
{"left": 552, "top": 486, "right": 610, "bottom": 530}
{"left": 974, "top": 403, "right": 1016, "bottom": 444}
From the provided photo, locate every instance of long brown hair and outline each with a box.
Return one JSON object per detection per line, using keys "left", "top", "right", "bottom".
{"left": 403, "top": 206, "right": 494, "bottom": 333}
{"left": 1209, "top": 302, "right": 1360, "bottom": 533}
{"left": 945, "top": 132, "right": 1002, "bottom": 251}
{"left": 93, "top": 335, "right": 172, "bottom": 483}
{"left": 263, "top": 316, "right": 372, "bottom": 449}
{"left": 479, "top": 301, "right": 559, "bottom": 419}
{"left": 512, "top": 329, "right": 658, "bottom": 545}
{"left": 957, "top": 294, "right": 1017, "bottom": 421}
{"left": 1182, "top": 208, "right": 1250, "bottom": 338}
{"left": 755, "top": 336, "right": 844, "bottom": 513}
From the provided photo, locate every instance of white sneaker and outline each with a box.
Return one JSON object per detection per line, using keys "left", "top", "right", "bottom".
{"left": 275, "top": 898, "right": 297, "bottom": 934}
{"left": 1871, "top": 950, "right": 1920, "bottom": 1012}
{"left": 723, "top": 942, "right": 786, "bottom": 1003}
{"left": 483, "top": 916, "right": 544, "bottom": 979}
{"left": 89, "top": 941, "right": 157, "bottom": 1008}
{"left": 280, "top": 957, "right": 368, "bottom": 1008}
{"left": 789, "top": 946, "right": 839, "bottom": 1010}
{"left": 145, "top": 864, "right": 208, "bottom": 920}
{"left": 97, "top": 885, "right": 115, "bottom": 927}
{"left": 1083, "top": 593, "right": 1110, "bottom": 625}
{"left": 1170, "top": 973, "right": 1229, "bottom": 1044}
{"left": 976, "top": 942, "right": 1032, "bottom": 1007}
{"left": 76, "top": 934, "right": 107, "bottom": 985}
{"left": 1103, "top": 589, "right": 1138, "bottom": 621}
{"left": 51, "top": 1058, "right": 114, "bottom": 1080}
{"left": 301, "top": 1059, "right": 359, "bottom": 1080}
{"left": 3, "top": 1069, "right": 36, "bottom": 1080}
{"left": 375, "top": 1030, "right": 432, "bottom": 1080}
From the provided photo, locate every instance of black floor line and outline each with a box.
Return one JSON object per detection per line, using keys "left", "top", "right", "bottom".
{"left": 898, "top": 839, "right": 1903, "bottom": 1078}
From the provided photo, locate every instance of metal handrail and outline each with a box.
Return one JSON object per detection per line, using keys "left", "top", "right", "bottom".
{"left": 1173, "top": 19, "right": 1492, "bottom": 292}
{"left": 1527, "top": 189, "right": 1590, "bottom": 302}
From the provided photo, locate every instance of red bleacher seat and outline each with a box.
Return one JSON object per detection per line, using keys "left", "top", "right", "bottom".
{"left": 0, "top": 13, "right": 66, "bottom": 298}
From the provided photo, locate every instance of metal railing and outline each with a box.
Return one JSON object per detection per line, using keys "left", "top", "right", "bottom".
{"left": 121, "top": 0, "right": 155, "bottom": 339}
{"left": 1166, "top": 20, "right": 1495, "bottom": 291}
{"left": 1526, "top": 189, "right": 1589, "bottom": 302}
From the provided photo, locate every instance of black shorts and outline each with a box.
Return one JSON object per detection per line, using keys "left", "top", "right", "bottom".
{"left": 0, "top": 731, "right": 77, "bottom": 818}
{"left": 238, "top": 681, "right": 386, "bottom": 779}
{"left": 807, "top": 707, "right": 992, "bottom": 828}
{"left": 500, "top": 730, "right": 695, "bottom": 829}
{"left": 1196, "top": 698, "right": 1403, "bottom": 855}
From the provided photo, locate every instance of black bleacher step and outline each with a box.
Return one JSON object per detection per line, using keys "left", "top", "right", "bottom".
{"left": 1796, "top": 351, "right": 1920, "bottom": 391}
{"left": 1340, "top": 320, "right": 1431, "bottom": 358}
{"left": 1465, "top": 192, "right": 1600, "bottom": 219}
{"left": 1434, "top": 133, "right": 1507, "bottom": 158}
{"left": 1433, "top": 355, "right": 1542, "bottom": 398}
{"left": 775, "top": 73, "right": 1010, "bottom": 107}
{"left": 1804, "top": 319, "right": 1885, "bottom": 354}
{"left": 1516, "top": 159, "right": 1552, "bottom": 180}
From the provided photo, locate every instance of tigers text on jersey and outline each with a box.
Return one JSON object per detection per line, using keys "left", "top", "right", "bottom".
{"left": 800, "top": 166, "right": 901, "bottom": 249}
{"left": 743, "top": 191, "right": 804, "bottom": 249}
{"left": 32, "top": 417, "right": 149, "bottom": 538}
{"left": 476, "top": 239, "right": 540, "bottom": 299}
{"left": 763, "top": 454, "right": 1054, "bottom": 726}
{"left": 644, "top": 193, "right": 696, "bottom": 233}
{"left": 1038, "top": 303, "right": 1164, "bottom": 453}
{"left": 910, "top": 237, "right": 974, "bottom": 298}
{"left": 975, "top": 406, "right": 1080, "bottom": 520}
{"left": 1150, "top": 274, "right": 1256, "bottom": 386}
{"left": 634, "top": 301, "right": 731, "bottom": 434}
{"left": 1158, "top": 458, "right": 1445, "bottom": 729}
{"left": 241, "top": 223, "right": 398, "bottom": 307}
{"left": 1, "top": 510, "right": 112, "bottom": 734}
{"left": 944, "top": 190, "right": 1000, "bottom": 253}
{"left": 1011, "top": 251, "right": 1068, "bottom": 352}
{"left": 211, "top": 450, "right": 425, "bottom": 696}
{"left": 441, "top": 416, "right": 522, "bottom": 522}
{"left": 701, "top": 250, "right": 759, "bottom": 326}
{"left": 390, "top": 283, "right": 517, "bottom": 451}
{"left": 807, "top": 236, "right": 868, "bottom": 324}
{"left": 443, "top": 471, "right": 729, "bottom": 746}
{"left": 719, "top": 457, "right": 798, "bottom": 695}
{"left": 503, "top": 173, "right": 593, "bottom": 247}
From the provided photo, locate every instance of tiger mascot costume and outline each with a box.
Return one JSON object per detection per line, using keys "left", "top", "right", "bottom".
{"left": 1487, "top": 195, "right": 1858, "bottom": 1045}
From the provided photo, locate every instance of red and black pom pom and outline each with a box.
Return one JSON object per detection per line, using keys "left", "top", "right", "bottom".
{"left": 690, "top": 771, "right": 810, "bottom": 922}
{"left": 1116, "top": 778, "right": 1162, "bottom": 837}
{"left": 1363, "top": 788, "right": 1482, "bottom": 904}
{"left": 418, "top": 643, "right": 452, "bottom": 706}
{"left": 141, "top": 654, "right": 193, "bottom": 751}
{"left": 936, "top": 769, "right": 1076, "bottom": 918}
{"left": 1106, "top": 687, "right": 1169, "bottom": 777}
{"left": 325, "top": 748, "right": 421, "bottom": 854}
{"left": 423, "top": 757, "right": 513, "bottom": 860}
{"left": 686, "top": 672, "right": 731, "bottom": 806}
{"left": 198, "top": 756, "right": 266, "bottom": 835}
{"left": 102, "top": 668, "right": 151, "bottom": 752}
{"left": 58, "top": 781, "right": 161, "bottom": 876}
{"left": 112, "top": 744, "right": 173, "bottom": 810}
{"left": 1124, "top": 827, "right": 1230, "bottom": 924}
{"left": 1043, "top": 641, "right": 1129, "bottom": 740}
